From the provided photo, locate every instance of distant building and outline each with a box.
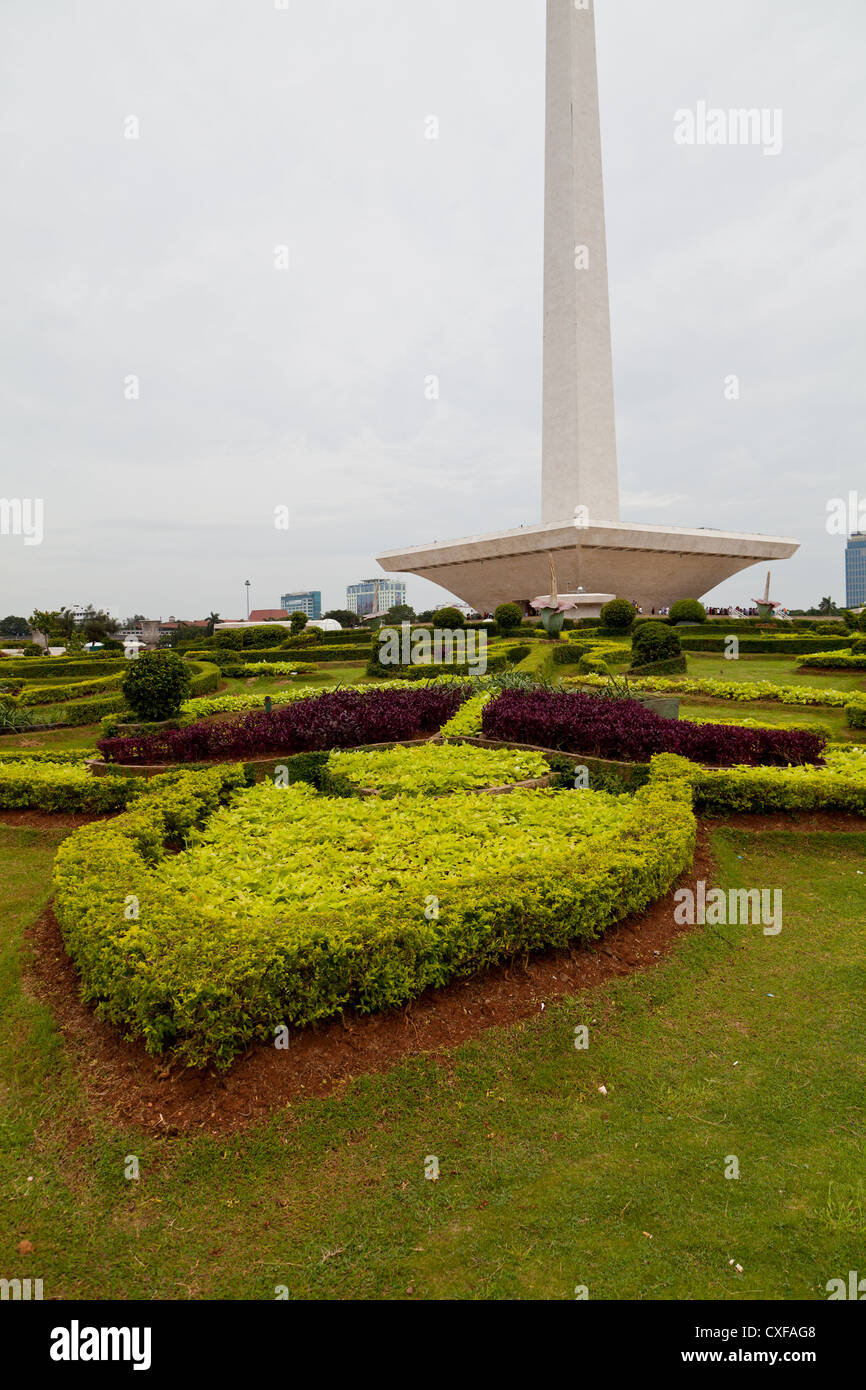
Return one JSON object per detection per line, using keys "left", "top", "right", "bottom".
{"left": 156, "top": 618, "right": 208, "bottom": 646}
{"left": 347, "top": 579, "right": 406, "bottom": 618}
{"left": 846, "top": 533, "right": 866, "bottom": 608}
{"left": 249, "top": 608, "right": 290, "bottom": 624}
{"left": 279, "top": 591, "right": 321, "bottom": 620}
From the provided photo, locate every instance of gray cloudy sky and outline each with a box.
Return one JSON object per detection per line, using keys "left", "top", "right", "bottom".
{"left": 2, "top": 0, "right": 864, "bottom": 620}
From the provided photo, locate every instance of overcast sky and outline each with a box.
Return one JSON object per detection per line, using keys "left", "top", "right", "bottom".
{"left": 2, "top": 0, "right": 864, "bottom": 621}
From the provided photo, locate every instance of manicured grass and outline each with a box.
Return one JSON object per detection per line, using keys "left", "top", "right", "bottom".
{"left": 685, "top": 653, "right": 866, "bottom": 691}
{"left": 0, "top": 817, "right": 863, "bottom": 1299}
{"left": 0, "top": 726, "right": 100, "bottom": 752}
{"left": 220, "top": 664, "right": 374, "bottom": 697}
{"left": 677, "top": 700, "right": 856, "bottom": 742}
{"left": 516, "top": 644, "right": 556, "bottom": 677}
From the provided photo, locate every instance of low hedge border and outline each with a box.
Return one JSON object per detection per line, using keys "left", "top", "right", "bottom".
{"left": 846, "top": 696, "right": 866, "bottom": 729}
{"left": 678, "top": 635, "right": 853, "bottom": 654}
{"left": 51, "top": 763, "right": 696, "bottom": 1067}
{"left": 552, "top": 642, "right": 629, "bottom": 666}
{"left": 0, "top": 657, "right": 126, "bottom": 680}
{"left": 41, "top": 693, "right": 128, "bottom": 727}
{"left": 650, "top": 750, "right": 866, "bottom": 817}
{"left": 16, "top": 671, "right": 125, "bottom": 707}
{"left": 564, "top": 672, "right": 855, "bottom": 709}
{"left": 1, "top": 660, "right": 220, "bottom": 728}
{"left": 702, "top": 619, "right": 850, "bottom": 634}
{"left": 0, "top": 761, "right": 141, "bottom": 812}
{"left": 798, "top": 650, "right": 866, "bottom": 671}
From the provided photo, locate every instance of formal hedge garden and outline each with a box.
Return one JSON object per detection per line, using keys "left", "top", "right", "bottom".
{"left": 51, "top": 756, "right": 697, "bottom": 1067}
{"left": 322, "top": 743, "right": 550, "bottom": 797}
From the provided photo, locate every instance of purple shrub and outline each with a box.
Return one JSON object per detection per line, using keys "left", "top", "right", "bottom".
{"left": 481, "top": 689, "right": 824, "bottom": 768}
{"left": 98, "top": 685, "right": 469, "bottom": 765}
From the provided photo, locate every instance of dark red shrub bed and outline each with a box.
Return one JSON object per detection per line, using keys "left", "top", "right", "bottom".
{"left": 482, "top": 689, "right": 825, "bottom": 767}
{"left": 98, "top": 685, "right": 469, "bottom": 765}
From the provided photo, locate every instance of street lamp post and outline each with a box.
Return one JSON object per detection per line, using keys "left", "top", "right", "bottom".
{"left": 245, "top": 580, "right": 251, "bottom": 620}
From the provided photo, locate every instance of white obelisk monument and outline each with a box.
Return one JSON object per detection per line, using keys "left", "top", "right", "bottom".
{"left": 542, "top": 0, "right": 619, "bottom": 525}
{"left": 376, "top": 0, "right": 799, "bottom": 613}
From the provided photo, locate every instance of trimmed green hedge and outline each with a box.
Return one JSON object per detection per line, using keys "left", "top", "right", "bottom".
{"left": 0, "top": 749, "right": 95, "bottom": 765}
{"left": 650, "top": 749, "right": 866, "bottom": 817}
{"left": 553, "top": 642, "right": 627, "bottom": 665}
{"left": 0, "top": 761, "right": 140, "bottom": 812}
{"left": 52, "top": 763, "right": 697, "bottom": 1068}
{"left": 0, "top": 657, "right": 126, "bottom": 680}
{"left": 678, "top": 634, "right": 853, "bottom": 654}
{"left": 246, "top": 645, "right": 369, "bottom": 664}
{"left": 31, "top": 661, "right": 219, "bottom": 727}
{"left": 846, "top": 696, "right": 866, "bottom": 730}
{"left": 366, "top": 657, "right": 511, "bottom": 680}
{"left": 565, "top": 672, "right": 853, "bottom": 709}
{"left": 17, "top": 671, "right": 125, "bottom": 707}
{"left": 700, "top": 619, "right": 851, "bottom": 634}
{"left": 798, "top": 650, "right": 866, "bottom": 670}
{"left": 578, "top": 655, "right": 611, "bottom": 675}
{"left": 40, "top": 693, "right": 128, "bottom": 727}
{"left": 186, "top": 627, "right": 373, "bottom": 652}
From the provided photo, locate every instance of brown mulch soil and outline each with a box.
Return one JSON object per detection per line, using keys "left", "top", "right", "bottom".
{"left": 703, "top": 810, "right": 866, "bottom": 834}
{"left": 0, "top": 810, "right": 114, "bottom": 830}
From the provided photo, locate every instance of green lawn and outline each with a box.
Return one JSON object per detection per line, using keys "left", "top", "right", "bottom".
{"left": 685, "top": 652, "right": 866, "bottom": 691}
{"left": 220, "top": 663, "right": 373, "bottom": 697}
{"left": 0, "top": 725, "right": 99, "bottom": 752}
{"left": 1, "top": 816, "right": 863, "bottom": 1300}
{"left": 676, "top": 700, "right": 856, "bottom": 742}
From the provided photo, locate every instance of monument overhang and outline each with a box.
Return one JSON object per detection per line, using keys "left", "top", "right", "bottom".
{"left": 376, "top": 519, "right": 799, "bottom": 616}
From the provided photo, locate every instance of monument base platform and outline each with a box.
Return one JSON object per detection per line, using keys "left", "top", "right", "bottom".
{"left": 377, "top": 518, "right": 799, "bottom": 615}
{"left": 531, "top": 591, "right": 616, "bottom": 621}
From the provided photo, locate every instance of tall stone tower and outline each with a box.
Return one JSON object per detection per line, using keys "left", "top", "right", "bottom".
{"left": 377, "top": 0, "right": 799, "bottom": 612}
{"left": 541, "top": 0, "right": 620, "bottom": 524}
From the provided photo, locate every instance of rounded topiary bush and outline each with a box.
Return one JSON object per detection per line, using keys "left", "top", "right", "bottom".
{"left": 669, "top": 599, "right": 707, "bottom": 625}
{"left": 432, "top": 606, "right": 465, "bottom": 628}
{"left": 631, "top": 621, "right": 682, "bottom": 667}
{"left": 494, "top": 602, "right": 524, "bottom": 634}
{"left": 851, "top": 637, "right": 866, "bottom": 655}
{"left": 122, "top": 651, "right": 192, "bottom": 721}
{"left": 600, "top": 598, "right": 637, "bottom": 631}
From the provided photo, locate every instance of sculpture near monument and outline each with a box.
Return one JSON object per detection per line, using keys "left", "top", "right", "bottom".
{"left": 377, "top": 0, "right": 798, "bottom": 613}
{"left": 752, "top": 571, "right": 781, "bottom": 620}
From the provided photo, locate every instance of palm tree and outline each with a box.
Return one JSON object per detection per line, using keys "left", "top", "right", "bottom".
{"left": 206, "top": 611, "right": 221, "bottom": 637}
{"left": 818, "top": 596, "right": 836, "bottom": 616}
{"left": 57, "top": 607, "right": 77, "bottom": 638}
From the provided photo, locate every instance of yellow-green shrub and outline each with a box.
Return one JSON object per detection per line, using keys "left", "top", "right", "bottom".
{"left": 0, "top": 762, "right": 140, "bottom": 812}
{"left": 52, "top": 764, "right": 696, "bottom": 1068}
{"left": 649, "top": 747, "right": 866, "bottom": 816}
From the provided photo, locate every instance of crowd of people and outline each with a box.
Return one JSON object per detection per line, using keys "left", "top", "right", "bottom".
{"left": 632, "top": 604, "right": 791, "bottom": 619}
